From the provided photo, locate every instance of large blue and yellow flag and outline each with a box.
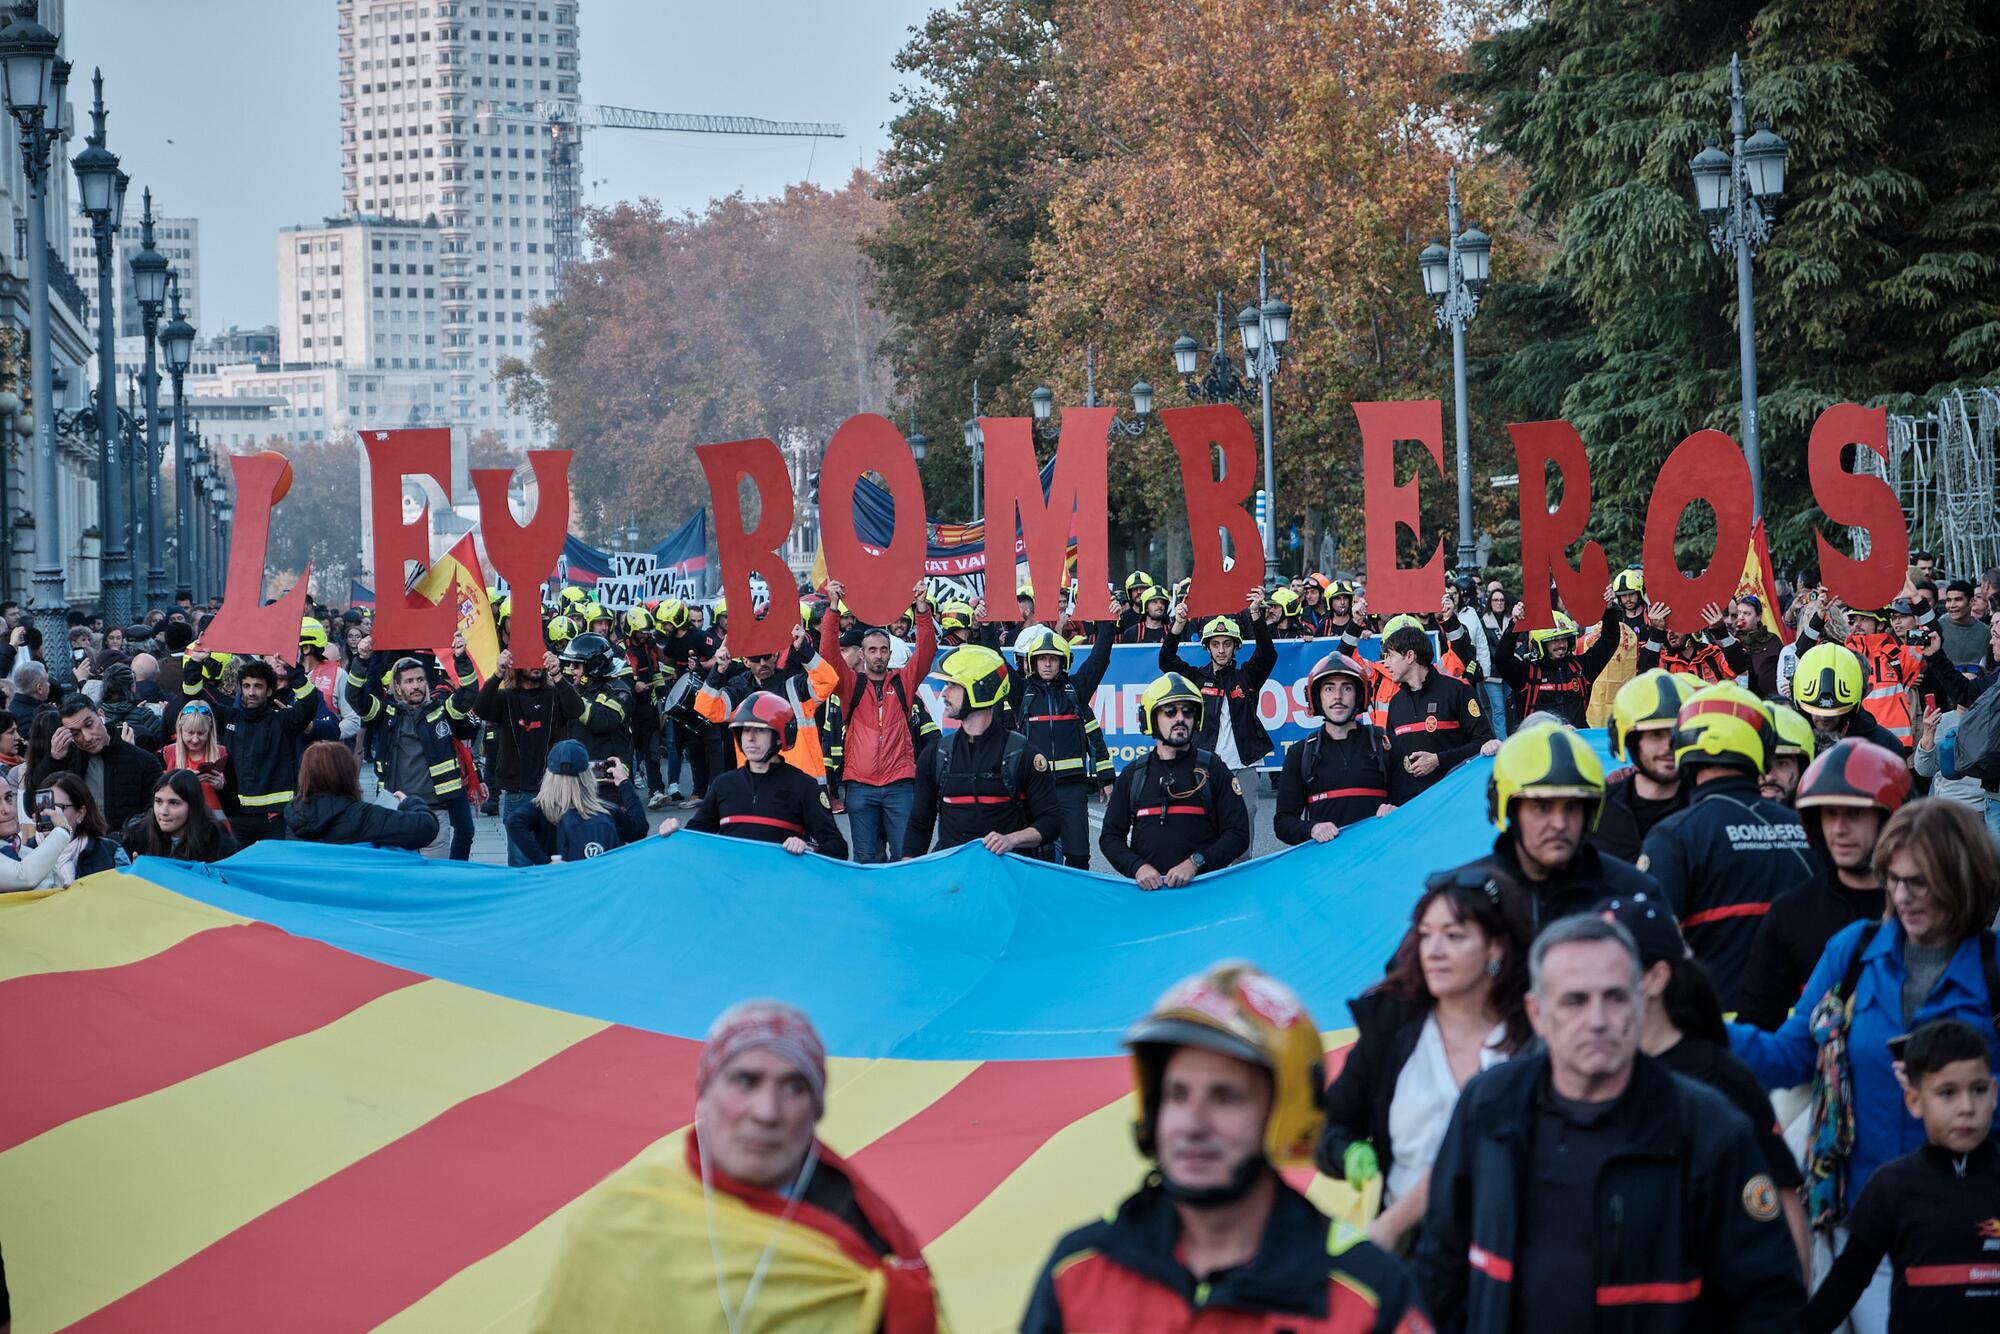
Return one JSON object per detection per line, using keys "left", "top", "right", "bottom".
{"left": 0, "top": 742, "right": 1590, "bottom": 1331}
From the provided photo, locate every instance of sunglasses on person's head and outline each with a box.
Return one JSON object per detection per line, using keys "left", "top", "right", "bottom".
{"left": 180, "top": 702, "right": 212, "bottom": 716}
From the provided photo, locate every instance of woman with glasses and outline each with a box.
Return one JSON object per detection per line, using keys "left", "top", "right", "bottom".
{"left": 20, "top": 773, "right": 129, "bottom": 886}
{"left": 1730, "top": 798, "right": 2000, "bottom": 1329}
{"left": 160, "top": 700, "right": 228, "bottom": 812}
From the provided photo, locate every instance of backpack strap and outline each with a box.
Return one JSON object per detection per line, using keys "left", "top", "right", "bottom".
{"left": 999, "top": 730, "right": 1026, "bottom": 807}
{"left": 1837, "top": 921, "right": 1881, "bottom": 1010}
{"left": 933, "top": 728, "right": 957, "bottom": 792}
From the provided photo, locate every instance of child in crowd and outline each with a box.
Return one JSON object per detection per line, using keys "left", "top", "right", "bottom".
{"left": 1806, "top": 1017, "right": 2000, "bottom": 1332}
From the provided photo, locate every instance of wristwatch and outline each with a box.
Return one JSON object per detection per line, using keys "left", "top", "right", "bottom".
{"left": 1190, "top": 851, "right": 1207, "bottom": 871}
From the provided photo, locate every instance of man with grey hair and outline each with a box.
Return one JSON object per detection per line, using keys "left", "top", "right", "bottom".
{"left": 7, "top": 660, "right": 48, "bottom": 735}
{"left": 1413, "top": 914, "right": 1803, "bottom": 1331}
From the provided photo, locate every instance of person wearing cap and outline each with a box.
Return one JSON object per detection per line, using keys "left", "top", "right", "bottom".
{"left": 503, "top": 739, "right": 648, "bottom": 864}
{"left": 1594, "top": 670, "right": 1695, "bottom": 863}
{"left": 1412, "top": 912, "right": 1805, "bottom": 1331}
{"left": 903, "top": 644, "right": 1059, "bottom": 859}
{"left": 1099, "top": 673, "right": 1250, "bottom": 887}
{"left": 1009, "top": 623, "right": 1115, "bottom": 869}
{"left": 1638, "top": 683, "right": 1817, "bottom": 1009}
{"left": 1024, "top": 962, "right": 1431, "bottom": 1332}
{"left": 1275, "top": 651, "right": 1393, "bottom": 842}
{"left": 1447, "top": 721, "right": 1656, "bottom": 930}
{"left": 1379, "top": 619, "right": 1497, "bottom": 805}
{"left": 1603, "top": 892, "right": 1812, "bottom": 1279}
{"left": 1735, "top": 738, "right": 1911, "bottom": 1032}
{"left": 532, "top": 1000, "right": 942, "bottom": 1332}
{"left": 659, "top": 691, "right": 846, "bottom": 859}
{"left": 1162, "top": 590, "right": 1277, "bottom": 826}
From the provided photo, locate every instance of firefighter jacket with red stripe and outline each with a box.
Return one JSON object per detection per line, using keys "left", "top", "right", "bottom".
{"left": 1383, "top": 666, "right": 1492, "bottom": 805}
{"left": 1024, "top": 1175, "right": 1433, "bottom": 1333}
{"left": 1635, "top": 627, "right": 1749, "bottom": 685}
{"left": 1160, "top": 615, "right": 1279, "bottom": 765}
{"left": 1411, "top": 1050, "right": 1804, "bottom": 1334}
{"left": 1117, "top": 616, "right": 1170, "bottom": 644}
{"left": 1638, "top": 772, "right": 1819, "bottom": 1011}
{"left": 1497, "top": 604, "right": 1623, "bottom": 725}
{"left": 1274, "top": 725, "right": 1392, "bottom": 841}
{"left": 1098, "top": 745, "right": 1250, "bottom": 880}
{"left": 684, "top": 756, "right": 847, "bottom": 859}
{"left": 1006, "top": 631, "right": 1116, "bottom": 784}
{"left": 901, "top": 724, "right": 1061, "bottom": 857}
{"left": 1453, "top": 832, "right": 1661, "bottom": 935}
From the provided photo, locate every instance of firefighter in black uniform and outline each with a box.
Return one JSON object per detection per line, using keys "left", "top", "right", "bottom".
{"left": 1099, "top": 673, "right": 1251, "bottom": 888}
{"left": 1380, "top": 621, "right": 1496, "bottom": 804}
{"left": 1594, "top": 668, "right": 1696, "bottom": 862}
{"left": 1009, "top": 625, "right": 1115, "bottom": 868}
{"left": 656, "top": 691, "right": 846, "bottom": 859}
{"left": 1274, "top": 650, "right": 1393, "bottom": 842}
{"left": 622, "top": 607, "right": 668, "bottom": 800}
{"left": 902, "top": 644, "right": 1061, "bottom": 858}
{"left": 1494, "top": 601, "right": 1623, "bottom": 728}
{"left": 1117, "top": 584, "right": 1173, "bottom": 644}
{"left": 1638, "top": 681, "right": 1819, "bottom": 1011}
{"left": 557, "top": 632, "right": 634, "bottom": 768}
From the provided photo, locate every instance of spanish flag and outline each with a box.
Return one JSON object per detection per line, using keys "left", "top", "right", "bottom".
{"left": 1735, "top": 519, "right": 1792, "bottom": 645}
{"left": 414, "top": 532, "right": 501, "bottom": 681}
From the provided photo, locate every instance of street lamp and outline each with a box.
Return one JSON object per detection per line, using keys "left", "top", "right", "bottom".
{"left": 1171, "top": 252, "right": 1289, "bottom": 583}
{"left": 0, "top": 2, "right": 71, "bottom": 681}
{"left": 1031, "top": 343, "right": 1150, "bottom": 442}
{"left": 161, "top": 275, "right": 195, "bottom": 600}
{"left": 1419, "top": 167, "right": 1491, "bottom": 575}
{"left": 129, "top": 191, "right": 169, "bottom": 607}
{"left": 962, "top": 380, "right": 984, "bottom": 523}
{"left": 905, "top": 415, "right": 929, "bottom": 465}
{"left": 1687, "top": 52, "right": 1788, "bottom": 522}
{"left": 72, "top": 68, "right": 130, "bottom": 623}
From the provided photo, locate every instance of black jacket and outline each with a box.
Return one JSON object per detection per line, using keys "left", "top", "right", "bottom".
{"left": 1160, "top": 615, "right": 1278, "bottom": 766}
{"left": 1593, "top": 769, "right": 1688, "bottom": 865}
{"left": 473, "top": 675, "right": 585, "bottom": 792}
{"left": 504, "top": 779, "right": 650, "bottom": 863}
{"left": 1099, "top": 745, "right": 1251, "bottom": 880}
{"left": 1274, "top": 725, "right": 1392, "bottom": 842}
{"left": 34, "top": 736, "right": 165, "bottom": 832}
{"left": 189, "top": 664, "right": 321, "bottom": 807}
{"left": 1639, "top": 773, "right": 1820, "bottom": 1010}
{"left": 1496, "top": 605, "right": 1622, "bottom": 726}
{"left": 1006, "top": 630, "right": 1115, "bottom": 783}
{"left": 1412, "top": 1051, "right": 1804, "bottom": 1333}
{"left": 1455, "top": 833, "right": 1659, "bottom": 934}
{"left": 1384, "top": 667, "right": 1492, "bottom": 804}
{"left": 1024, "top": 1174, "right": 1428, "bottom": 1332}
{"left": 1735, "top": 865, "right": 1886, "bottom": 1032}
{"left": 284, "top": 791, "right": 439, "bottom": 850}
{"left": 1317, "top": 991, "right": 1434, "bottom": 1196}
{"left": 903, "top": 725, "right": 1061, "bottom": 857}
{"left": 685, "top": 758, "right": 846, "bottom": 859}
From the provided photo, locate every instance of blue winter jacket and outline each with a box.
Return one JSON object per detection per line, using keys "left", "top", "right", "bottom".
{"left": 1728, "top": 917, "right": 2000, "bottom": 1201}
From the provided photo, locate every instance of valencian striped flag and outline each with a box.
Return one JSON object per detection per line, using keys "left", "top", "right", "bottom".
{"left": 0, "top": 737, "right": 1602, "bottom": 1329}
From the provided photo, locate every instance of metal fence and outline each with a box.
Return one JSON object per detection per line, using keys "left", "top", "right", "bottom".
{"left": 1853, "top": 386, "right": 2000, "bottom": 580}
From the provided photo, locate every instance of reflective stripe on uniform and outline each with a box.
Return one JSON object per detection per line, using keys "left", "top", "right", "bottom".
{"left": 941, "top": 794, "right": 1013, "bottom": 806}
{"left": 1392, "top": 720, "right": 1460, "bottom": 736}
{"left": 239, "top": 789, "right": 294, "bottom": 808}
{"left": 721, "top": 814, "right": 806, "bottom": 835}
{"left": 1135, "top": 804, "right": 1208, "bottom": 817}
{"left": 1597, "top": 1278, "right": 1702, "bottom": 1305}
{"left": 1309, "top": 787, "right": 1387, "bottom": 803}
{"left": 1027, "top": 712, "right": 1077, "bottom": 722}
{"left": 1680, "top": 902, "right": 1769, "bottom": 929}
{"left": 1468, "top": 1245, "right": 1513, "bottom": 1283}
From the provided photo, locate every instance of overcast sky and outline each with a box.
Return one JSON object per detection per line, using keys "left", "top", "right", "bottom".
{"left": 64, "top": 0, "right": 935, "bottom": 332}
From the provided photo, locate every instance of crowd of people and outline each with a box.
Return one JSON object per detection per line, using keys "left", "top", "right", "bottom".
{"left": 6, "top": 554, "right": 2000, "bottom": 1330}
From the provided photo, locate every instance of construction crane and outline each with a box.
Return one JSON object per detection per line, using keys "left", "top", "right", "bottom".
{"left": 478, "top": 101, "right": 845, "bottom": 287}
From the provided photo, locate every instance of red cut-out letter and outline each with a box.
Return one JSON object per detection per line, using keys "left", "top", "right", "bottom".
{"left": 1163, "top": 404, "right": 1263, "bottom": 616}
{"left": 1807, "top": 403, "right": 1907, "bottom": 613}
{"left": 818, "top": 413, "right": 927, "bottom": 627}
{"left": 984, "top": 407, "right": 1112, "bottom": 621}
{"left": 1355, "top": 400, "right": 1445, "bottom": 615}
{"left": 200, "top": 453, "right": 312, "bottom": 657}
{"left": 365, "top": 428, "right": 456, "bottom": 651}
{"left": 1509, "top": 420, "right": 1609, "bottom": 632}
{"left": 471, "top": 449, "right": 571, "bottom": 665}
{"left": 696, "top": 437, "right": 797, "bottom": 660}
{"left": 1642, "top": 429, "right": 1756, "bottom": 635}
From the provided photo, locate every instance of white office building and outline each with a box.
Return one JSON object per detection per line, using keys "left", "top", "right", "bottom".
{"left": 67, "top": 212, "right": 201, "bottom": 389}
{"left": 336, "top": 0, "right": 577, "bottom": 446}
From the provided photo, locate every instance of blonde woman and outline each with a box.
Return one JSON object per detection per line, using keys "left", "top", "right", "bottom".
{"left": 503, "top": 740, "right": 646, "bottom": 863}
{"left": 160, "top": 701, "right": 228, "bottom": 811}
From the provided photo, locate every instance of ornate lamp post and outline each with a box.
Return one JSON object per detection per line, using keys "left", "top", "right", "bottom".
{"left": 160, "top": 276, "right": 195, "bottom": 601}
{"left": 0, "top": 3, "right": 71, "bottom": 678}
{"left": 128, "top": 194, "right": 170, "bottom": 607}
{"left": 961, "top": 381, "right": 984, "bottom": 523}
{"left": 1688, "top": 52, "right": 1788, "bottom": 522}
{"left": 1418, "top": 167, "right": 1491, "bottom": 575}
{"left": 1029, "top": 344, "right": 1151, "bottom": 442}
{"left": 70, "top": 68, "right": 130, "bottom": 622}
